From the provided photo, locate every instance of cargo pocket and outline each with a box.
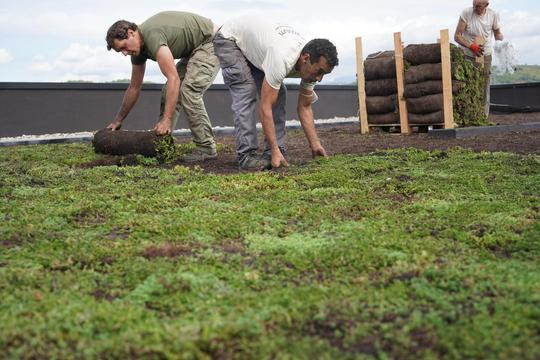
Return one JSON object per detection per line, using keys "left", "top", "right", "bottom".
{"left": 222, "top": 64, "right": 251, "bottom": 87}
{"left": 184, "top": 58, "right": 218, "bottom": 92}
{"left": 213, "top": 37, "right": 251, "bottom": 87}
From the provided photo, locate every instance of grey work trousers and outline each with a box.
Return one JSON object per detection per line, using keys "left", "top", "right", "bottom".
{"left": 160, "top": 41, "right": 219, "bottom": 153}
{"left": 213, "top": 32, "right": 287, "bottom": 163}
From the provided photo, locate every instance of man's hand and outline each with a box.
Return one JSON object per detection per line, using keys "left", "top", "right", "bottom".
{"left": 106, "top": 120, "right": 123, "bottom": 131}
{"left": 469, "top": 43, "right": 484, "bottom": 56}
{"left": 311, "top": 144, "right": 327, "bottom": 158}
{"left": 271, "top": 149, "right": 289, "bottom": 168}
{"left": 153, "top": 119, "right": 172, "bottom": 135}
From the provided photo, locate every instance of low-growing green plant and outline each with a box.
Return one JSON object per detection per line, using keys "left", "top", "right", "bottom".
{"left": 452, "top": 46, "right": 491, "bottom": 127}
{"left": 154, "top": 135, "right": 181, "bottom": 163}
{"left": 0, "top": 144, "right": 538, "bottom": 358}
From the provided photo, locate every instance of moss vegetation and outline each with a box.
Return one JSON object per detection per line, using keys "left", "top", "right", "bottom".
{"left": 451, "top": 46, "right": 491, "bottom": 127}
{"left": 154, "top": 135, "right": 182, "bottom": 163}
{"left": 0, "top": 143, "right": 539, "bottom": 358}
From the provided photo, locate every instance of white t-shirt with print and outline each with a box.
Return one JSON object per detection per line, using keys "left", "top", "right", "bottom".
{"left": 460, "top": 7, "right": 501, "bottom": 56}
{"left": 219, "top": 16, "right": 315, "bottom": 91}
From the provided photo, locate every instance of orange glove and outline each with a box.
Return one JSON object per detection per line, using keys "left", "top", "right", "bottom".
{"left": 469, "top": 43, "right": 482, "bottom": 56}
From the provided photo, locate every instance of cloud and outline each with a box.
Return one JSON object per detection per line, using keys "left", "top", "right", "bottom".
{"left": 311, "top": 8, "right": 540, "bottom": 83}
{"left": 29, "top": 43, "right": 164, "bottom": 82}
{"left": 0, "top": 11, "right": 105, "bottom": 40}
{"left": 0, "top": 48, "right": 13, "bottom": 64}
{"left": 0, "top": 3, "right": 218, "bottom": 40}
{"left": 2, "top": 1, "right": 539, "bottom": 82}
{"left": 502, "top": 10, "right": 540, "bottom": 38}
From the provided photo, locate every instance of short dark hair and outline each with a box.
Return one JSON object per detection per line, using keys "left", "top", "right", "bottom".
{"left": 106, "top": 20, "right": 138, "bottom": 51}
{"left": 302, "top": 39, "right": 339, "bottom": 68}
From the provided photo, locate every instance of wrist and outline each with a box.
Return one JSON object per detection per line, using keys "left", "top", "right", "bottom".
{"left": 308, "top": 138, "right": 321, "bottom": 150}
{"left": 271, "top": 146, "right": 282, "bottom": 155}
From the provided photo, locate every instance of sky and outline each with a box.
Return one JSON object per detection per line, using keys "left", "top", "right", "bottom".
{"left": 0, "top": 0, "right": 539, "bottom": 84}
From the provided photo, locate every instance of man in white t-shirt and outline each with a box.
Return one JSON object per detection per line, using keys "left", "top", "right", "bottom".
{"left": 454, "top": 0, "right": 504, "bottom": 116}
{"left": 213, "top": 16, "right": 339, "bottom": 170}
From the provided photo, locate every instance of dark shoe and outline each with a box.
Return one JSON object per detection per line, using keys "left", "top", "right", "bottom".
{"left": 260, "top": 157, "right": 272, "bottom": 170}
{"left": 239, "top": 153, "right": 270, "bottom": 171}
{"left": 181, "top": 148, "right": 217, "bottom": 163}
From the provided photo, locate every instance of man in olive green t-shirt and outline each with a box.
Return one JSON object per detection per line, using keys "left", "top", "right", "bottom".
{"left": 105, "top": 11, "right": 220, "bottom": 161}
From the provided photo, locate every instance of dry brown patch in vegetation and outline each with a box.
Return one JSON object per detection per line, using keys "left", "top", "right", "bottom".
{"left": 141, "top": 243, "right": 201, "bottom": 259}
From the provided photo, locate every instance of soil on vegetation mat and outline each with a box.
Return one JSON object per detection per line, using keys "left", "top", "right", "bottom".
{"left": 87, "top": 113, "right": 540, "bottom": 175}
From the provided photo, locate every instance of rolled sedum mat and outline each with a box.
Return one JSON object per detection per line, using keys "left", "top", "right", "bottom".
{"left": 92, "top": 128, "right": 160, "bottom": 157}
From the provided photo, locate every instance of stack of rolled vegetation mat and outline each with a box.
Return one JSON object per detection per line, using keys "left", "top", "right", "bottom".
{"left": 364, "top": 44, "right": 488, "bottom": 128}
{"left": 364, "top": 51, "right": 399, "bottom": 125}
{"left": 403, "top": 43, "right": 488, "bottom": 127}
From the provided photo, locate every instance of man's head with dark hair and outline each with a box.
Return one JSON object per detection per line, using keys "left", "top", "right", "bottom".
{"left": 296, "top": 38, "right": 338, "bottom": 84}
{"left": 106, "top": 20, "right": 141, "bottom": 55}
{"left": 302, "top": 39, "right": 339, "bottom": 67}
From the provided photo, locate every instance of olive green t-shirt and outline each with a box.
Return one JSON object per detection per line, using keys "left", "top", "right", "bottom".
{"left": 131, "top": 11, "right": 213, "bottom": 65}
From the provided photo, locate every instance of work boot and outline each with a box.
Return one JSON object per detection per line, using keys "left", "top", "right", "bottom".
{"left": 239, "top": 152, "right": 271, "bottom": 171}
{"left": 181, "top": 148, "right": 217, "bottom": 163}
{"left": 258, "top": 154, "right": 272, "bottom": 170}
{"left": 260, "top": 157, "right": 272, "bottom": 170}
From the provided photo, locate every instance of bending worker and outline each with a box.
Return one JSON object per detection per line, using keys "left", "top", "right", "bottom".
{"left": 213, "top": 16, "right": 339, "bottom": 170}
{"left": 105, "top": 11, "right": 220, "bottom": 162}
{"left": 455, "top": 0, "right": 504, "bottom": 116}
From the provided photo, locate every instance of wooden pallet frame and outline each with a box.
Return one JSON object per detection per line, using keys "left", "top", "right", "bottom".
{"left": 355, "top": 29, "right": 455, "bottom": 134}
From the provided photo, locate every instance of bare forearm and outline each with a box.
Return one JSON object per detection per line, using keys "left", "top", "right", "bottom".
{"left": 115, "top": 86, "right": 140, "bottom": 122}
{"left": 260, "top": 106, "right": 278, "bottom": 150}
{"left": 298, "top": 105, "right": 321, "bottom": 148}
{"left": 454, "top": 33, "right": 471, "bottom": 48}
{"left": 162, "top": 78, "right": 180, "bottom": 122}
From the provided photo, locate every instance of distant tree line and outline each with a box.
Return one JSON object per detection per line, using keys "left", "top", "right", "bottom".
{"left": 491, "top": 65, "right": 540, "bottom": 85}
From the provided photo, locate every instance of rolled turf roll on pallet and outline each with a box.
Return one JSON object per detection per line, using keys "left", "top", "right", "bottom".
{"left": 363, "top": 51, "right": 400, "bottom": 128}
{"left": 355, "top": 29, "right": 485, "bottom": 134}
{"left": 355, "top": 32, "right": 413, "bottom": 133}
{"left": 365, "top": 78, "right": 398, "bottom": 97}
{"left": 403, "top": 43, "right": 487, "bottom": 127}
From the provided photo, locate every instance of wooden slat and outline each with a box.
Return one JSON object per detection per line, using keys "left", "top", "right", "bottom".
{"left": 440, "top": 29, "right": 455, "bottom": 129}
{"left": 355, "top": 37, "right": 369, "bottom": 134}
{"left": 393, "top": 32, "right": 411, "bottom": 134}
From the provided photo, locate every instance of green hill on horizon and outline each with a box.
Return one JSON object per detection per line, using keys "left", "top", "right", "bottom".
{"left": 492, "top": 65, "right": 540, "bottom": 84}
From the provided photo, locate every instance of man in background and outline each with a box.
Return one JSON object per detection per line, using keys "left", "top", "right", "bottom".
{"left": 455, "top": 0, "right": 504, "bottom": 116}
{"left": 213, "top": 16, "right": 338, "bottom": 170}
{"left": 105, "top": 11, "right": 220, "bottom": 162}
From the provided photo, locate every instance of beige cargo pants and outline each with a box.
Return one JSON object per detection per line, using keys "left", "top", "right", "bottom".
{"left": 160, "top": 41, "right": 219, "bottom": 154}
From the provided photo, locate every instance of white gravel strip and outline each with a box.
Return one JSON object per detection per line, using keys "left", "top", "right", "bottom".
{"left": 0, "top": 117, "right": 359, "bottom": 147}
{"left": 0, "top": 132, "right": 95, "bottom": 147}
